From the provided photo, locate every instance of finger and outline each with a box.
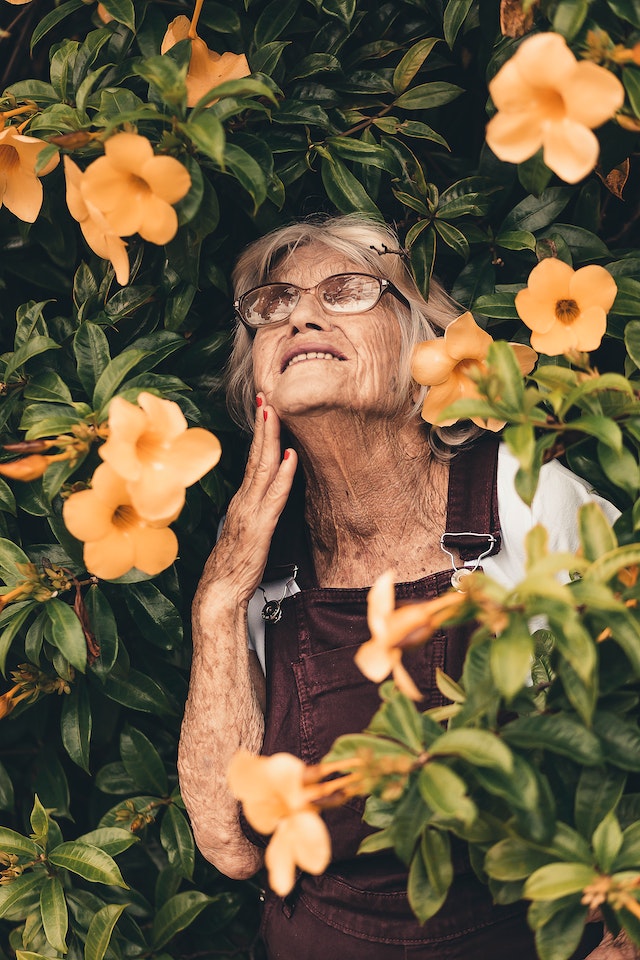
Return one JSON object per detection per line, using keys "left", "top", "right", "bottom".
{"left": 242, "top": 395, "right": 267, "bottom": 480}
{"left": 263, "top": 447, "right": 298, "bottom": 516}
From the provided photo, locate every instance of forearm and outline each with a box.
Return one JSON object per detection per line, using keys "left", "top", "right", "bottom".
{"left": 178, "top": 587, "right": 265, "bottom": 878}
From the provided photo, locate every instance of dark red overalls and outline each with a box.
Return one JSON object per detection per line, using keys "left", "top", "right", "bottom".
{"left": 245, "top": 439, "right": 601, "bottom": 959}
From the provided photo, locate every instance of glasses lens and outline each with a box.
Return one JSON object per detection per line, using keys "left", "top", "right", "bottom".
{"left": 240, "top": 284, "right": 299, "bottom": 326}
{"left": 318, "top": 274, "right": 382, "bottom": 313}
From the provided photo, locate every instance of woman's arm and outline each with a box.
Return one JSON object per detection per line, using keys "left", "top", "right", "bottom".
{"left": 178, "top": 400, "right": 297, "bottom": 878}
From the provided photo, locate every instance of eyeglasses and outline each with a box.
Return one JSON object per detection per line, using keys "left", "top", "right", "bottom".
{"left": 234, "top": 272, "right": 407, "bottom": 329}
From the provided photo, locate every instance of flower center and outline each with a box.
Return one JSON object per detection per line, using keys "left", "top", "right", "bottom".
{"left": 457, "top": 358, "right": 484, "bottom": 377}
{"left": 112, "top": 504, "right": 138, "bottom": 529}
{"left": 129, "top": 173, "right": 151, "bottom": 194}
{"left": 0, "top": 145, "right": 19, "bottom": 174}
{"left": 537, "top": 87, "right": 566, "bottom": 121}
{"left": 555, "top": 298, "right": 580, "bottom": 325}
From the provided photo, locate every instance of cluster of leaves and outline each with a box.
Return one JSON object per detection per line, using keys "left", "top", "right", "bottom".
{"left": 0, "top": 0, "right": 639, "bottom": 957}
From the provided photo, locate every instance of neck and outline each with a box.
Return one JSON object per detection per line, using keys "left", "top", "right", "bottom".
{"left": 286, "top": 409, "right": 450, "bottom": 587}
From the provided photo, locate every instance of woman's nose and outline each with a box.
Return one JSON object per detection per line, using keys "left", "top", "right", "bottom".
{"left": 287, "top": 290, "right": 332, "bottom": 332}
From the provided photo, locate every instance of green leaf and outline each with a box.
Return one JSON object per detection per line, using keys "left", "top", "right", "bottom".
{"left": 48, "top": 842, "right": 127, "bottom": 888}
{"left": 61, "top": 681, "right": 92, "bottom": 773}
{"left": 394, "top": 82, "right": 463, "bottom": 110}
{"left": 534, "top": 902, "right": 588, "bottom": 960}
{"left": 98, "top": 0, "right": 135, "bottom": 30}
{"left": 524, "top": 862, "right": 597, "bottom": 900}
{"left": 407, "top": 829, "right": 452, "bottom": 923}
{"left": 78, "top": 828, "right": 139, "bottom": 856}
{"left": 392, "top": 38, "right": 440, "bottom": 93}
{"left": 45, "top": 601, "right": 87, "bottom": 673}
{"left": 434, "top": 220, "right": 469, "bottom": 259}
{"left": 223, "top": 143, "right": 268, "bottom": 212}
{"left": 592, "top": 710, "right": 640, "bottom": 772}
{"left": 592, "top": 811, "right": 623, "bottom": 872}
{"left": 254, "top": 0, "right": 299, "bottom": 46}
{"left": 0, "top": 762, "right": 15, "bottom": 811}
{"left": 84, "top": 586, "right": 118, "bottom": 678}
{"left": 418, "top": 763, "right": 476, "bottom": 825}
{"left": 0, "top": 827, "right": 41, "bottom": 859}
{"left": 39, "top": 876, "right": 68, "bottom": 954}
{"left": 623, "top": 67, "right": 640, "bottom": 116}
{"left": 443, "top": 0, "right": 474, "bottom": 47}
{"left": 495, "top": 230, "right": 537, "bottom": 251}
{"left": 575, "top": 766, "right": 626, "bottom": 840}
{"left": 160, "top": 805, "right": 195, "bottom": 880}
{"left": 579, "top": 502, "right": 619, "bottom": 563}
{"left": 151, "top": 891, "right": 215, "bottom": 948}
{"left": 428, "top": 729, "right": 514, "bottom": 773}
{"left": 553, "top": 0, "right": 589, "bottom": 38}
{"left": 120, "top": 726, "right": 168, "bottom": 795}
{"left": 0, "top": 873, "right": 43, "bottom": 920}
{"left": 501, "top": 187, "right": 572, "bottom": 232}
{"left": 93, "top": 350, "right": 146, "bottom": 412}
{"left": 597, "top": 441, "right": 639, "bottom": 498}
{"left": 0, "top": 604, "right": 37, "bottom": 675}
{"left": 185, "top": 112, "right": 225, "bottom": 166}
{"left": 23, "top": 372, "right": 73, "bottom": 405}
{"left": 4, "top": 337, "right": 61, "bottom": 383}
{"left": 502, "top": 715, "right": 603, "bottom": 765}
{"left": 123, "top": 583, "right": 183, "bottom": 651}
{"left": 625, "top": 319, "right": 640, "bottom": 368}
{"left": 134, "top": 55, "right": 187, "bottom": 110}
{"left": 102, "top": 669, "right": 176, "bottom": 716}
{"left": 485, "top": 838, "right": 553, "bottom": 881}
{"left": 320, "top": 156, "right": 382, "bottom": 219}
{"left": 490, "top": 622, "right": 534, "bottom": 701}
{"left": 84, "top": 903, "right": 127, "bottom": 960}
{"left": 30, "top": 0, "right": 85, "bottom": 50}
{"left": 410, "top": 228, "right": 436, "bottom": 300}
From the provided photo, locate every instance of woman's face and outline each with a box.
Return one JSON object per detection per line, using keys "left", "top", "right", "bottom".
{"left": 251, "top": 245, "right": 406, "bottom": 422}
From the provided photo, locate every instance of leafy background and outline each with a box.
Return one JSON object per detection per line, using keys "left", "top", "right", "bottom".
{"left": 0, "top": 0, "right": 639, "bottom": 958}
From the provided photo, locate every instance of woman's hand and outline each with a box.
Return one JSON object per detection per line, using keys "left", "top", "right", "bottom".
{"left": 197, "top": 396, "right": 298, "bottom": 609}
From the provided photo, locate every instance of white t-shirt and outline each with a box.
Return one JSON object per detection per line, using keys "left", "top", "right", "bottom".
{"left": 246, "top": 444, "right": 620, "bottom": 673}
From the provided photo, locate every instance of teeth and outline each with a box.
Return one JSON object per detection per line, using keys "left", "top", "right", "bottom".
{"left": 286, "top": 352, "right": 340, "bottom": 368}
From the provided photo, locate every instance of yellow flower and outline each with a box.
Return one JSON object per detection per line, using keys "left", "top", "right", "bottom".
{"left": 486, "top": 32, "right": 625, "bottom": 183}
{"left": 354, "top": 570, "right": 467, "bottom": 700}
{"left": 514, "top": 258, "right": 617, "bottom": 355}
{"left": 99, "top": 392, "right": 222, "bottom": 522}
{"left": 64, "top": 156, "right": 130, "bottom": 286}
{"left": 227, "top": 750, "right": 332, "bottom": 896}
{"left": 80, "top": 133, "right": 191, "bottom": 244}
{"left": 161, "top": 15, "right": 251, "bottom": 107}
{"left": 411, "top": 312, "right": 537, "bottom": 431}
{"left": 0, "top": 126, "right": 59, "bottom": 222}
{"left": 62, "top": 463, "right": 179, "bottom": 580}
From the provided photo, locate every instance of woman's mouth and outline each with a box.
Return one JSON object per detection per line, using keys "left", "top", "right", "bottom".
{"left": 282, "top": 351, "right": 346, "bottom": 372}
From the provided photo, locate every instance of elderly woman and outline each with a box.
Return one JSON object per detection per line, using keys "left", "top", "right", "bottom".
{"left": 178, "top": 216, "right": 620, "bottom": 959}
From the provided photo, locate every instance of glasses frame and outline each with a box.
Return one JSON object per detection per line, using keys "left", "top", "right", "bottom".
{"left": 234, "top": 272, "right": 409, "bottom": 330}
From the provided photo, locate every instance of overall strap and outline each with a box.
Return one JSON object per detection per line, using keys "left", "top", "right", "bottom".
{"left": 442, "top": 436, "right": 502, "bottom": 564}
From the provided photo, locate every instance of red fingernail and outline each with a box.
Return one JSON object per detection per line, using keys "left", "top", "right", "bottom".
{"left": 256, "top": 396, "right": 263, "bottom": 407}
{"left": 263, "top": 410, "right": 268, "bottom": 422}
{"left": 284, "top": 449, "right": 290, "bottom": 460}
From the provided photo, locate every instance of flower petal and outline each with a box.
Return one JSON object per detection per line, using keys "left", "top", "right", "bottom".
{"left": 129, "top": 475, "right": 186, "bottom": 523}
{"left": 285, "top": 812, "right": 331, "bottom": 874}
{"left": 62, "top": 489, "right": 115, "bottom": 541}
{"left": 542, "top": 118, "right": 600, "bottom": 183}
{"left": 568, "top": 305, "right": 607, "bottom": 352}
{"left": 570, "top": 265, "right": 617, "bottom": 313}
{"left": 530, "top": 323, "right": 574, "bottom": 356}
{"left": 131, "top": 524, "right": 178, "bottom": 575}
{"left": 421, "top": 376, "right": 476, "bottom": 426}
{"left": 366, "top": 568, "right": 395, "bottom": 634}
{"left": 161, "top": 15, "right": 191, "bottom": 53}
{"left": 515, "top": 32, "right": 578, "bottom": 86}
{"left": 136, "top": 194, "right": 179, "bottom": 245}
{"left": 104, "top": 132, "right": 154, "bottom": 172}
{"left": 511, "top": 343, "right": 538, "bottom": 375}
{"left": 525, "top": 257, "right": 574, "bottom": 300}
{"left": 140, "top": 156, "right": 192, "bottom": 205}
{"left": 1, "top": 165, "right": 43, "bottom": 222}
{"left": 100, "top": 397, "right": 149, "bottom": 481}
{"left": 392, "top": 660, "right": 422, "bottom": 701}
{"left": 137, "top": 392, "right": 187, "bottom": 438}
{"left": 485, "top": 110, "right": 544, "bottom": 164}
{"left": 354, "top": 637, "right": 395, "bottom": 683}
{"left": 84, "top": 529, "right": 136, "bottom": 580}
{"left": 164, "top": 428, "right": 222, "bottom": 485}
{"left": 514, "top": 289, "right": 559, "bottom": 334}
{"left": 444, "top": 311, "right": 492, "bottom": 361}
{"left": 265, "top": 825, "right": 298, "bottom": 896}
{"left": 564, "top": 61, "right": 625, "bottom": 129}
{"left": 411, "top": 340, "right": 457, "bottom": 386}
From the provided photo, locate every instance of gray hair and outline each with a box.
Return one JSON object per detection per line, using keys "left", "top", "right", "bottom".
{"left": 225, "top": 215, "right": 482, "bottom": 454}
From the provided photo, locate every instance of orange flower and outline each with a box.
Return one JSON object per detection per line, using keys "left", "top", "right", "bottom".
{"left": 99, "top": 392, "right": 222, "bottom": 522}
{"left": 486, "top": 32, "right": 624, "bottom": 183}
{"left": 228, "top": 750, "right": 331, "bottom": 896}
{"left": 161, "top": 15, "right": 250, "bottom": 107}
{"left": 62, "top": 463, "right": 179, "bottom": 580}
{"left": 515, "top": 258, "right": 617, "bottom": 355}
{"left": 354, "top": 570, "right": 467, "bottom": 700}
{"left": 411, "top": 312, "right": 537, "bottom": 431}
{"left": 0, "top": 126, "right": 59, "bottom": 222}
{"left": 80, "top": 133, "right": 191, "bottom": 245}
{"left": 64, "top": 157, "right": 130, "bottom": 285}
